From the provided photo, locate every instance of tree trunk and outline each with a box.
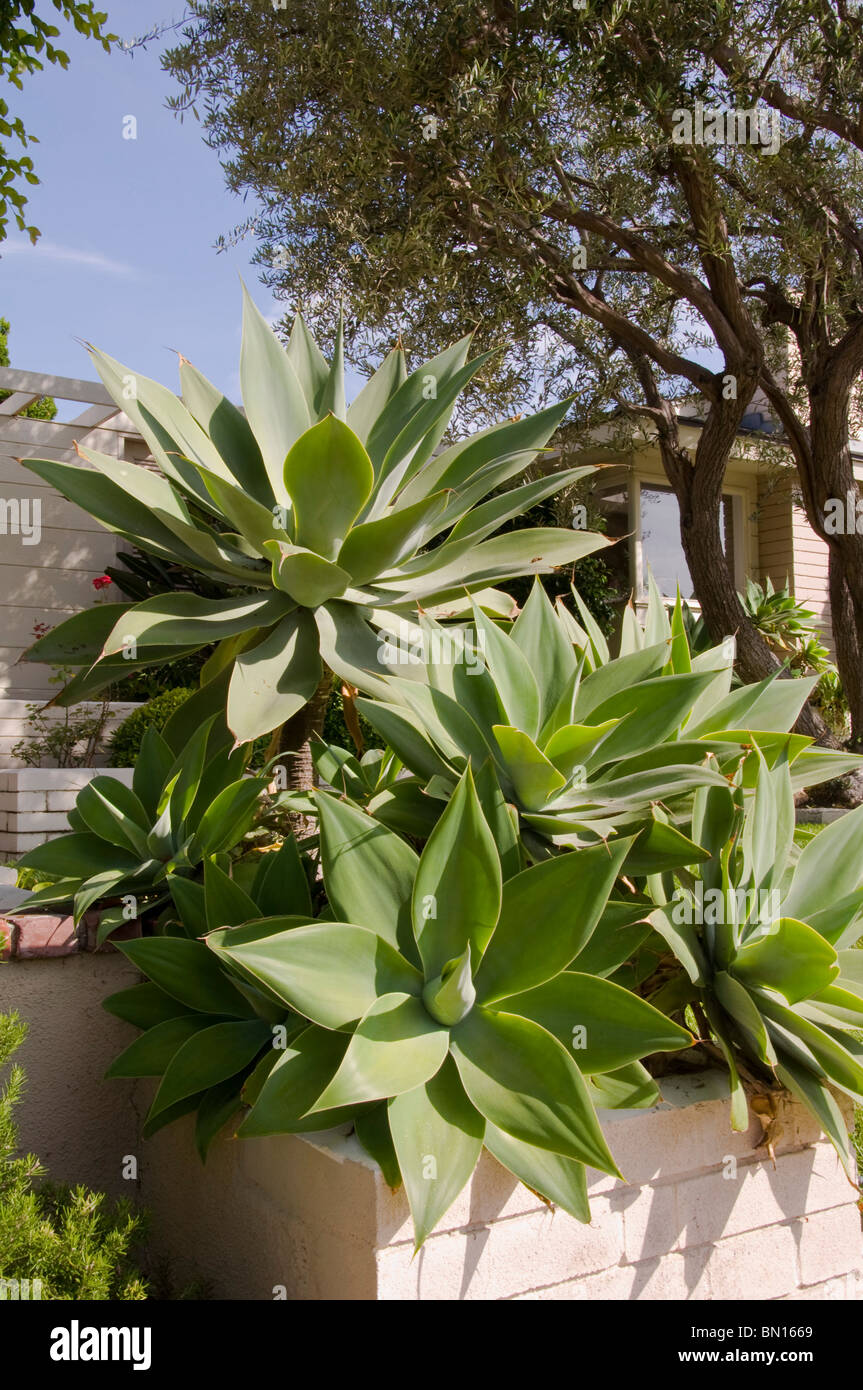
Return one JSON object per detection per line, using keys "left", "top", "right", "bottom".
{"left": 274, "top": 670, "right": 332, "bottom": 836}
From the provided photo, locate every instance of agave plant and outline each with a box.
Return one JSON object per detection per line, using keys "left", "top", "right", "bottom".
{"left": 206, "top": 768, "right": 692, "bottom": 1245}
{"left": 355, "top": 579, "right": 861, "bottom": 858}
{"left": 14, "top": 702, "right": 268, "bottom": 940}
{"left": 648, "top": 751, "right": 863, "bottom": 1175}
{"left": 18, "top": 288, "right": 606, "bottom": 745}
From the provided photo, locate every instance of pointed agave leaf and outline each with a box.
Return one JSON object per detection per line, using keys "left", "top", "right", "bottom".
{"left": 314, "top": 602, "right": 398, "bottom": 700}
{"left": 688, "top": 670, "right": 818, "bottom": 739}
{"left": 775, "top": 1061, "right": 857, "bottom": 1180}
{"left": 571, "top": 643, "right": 669, "bottom": 722}
{"left": 167, "top": 874, "right": 207, "bottom": 938}
{"left": 286, "top": 312, "right": 330, "bottom": 410}
{"left": 511, "top": 579, "right": 578, "bottom": 731}
{"left": 474, "top": 838, "right": 630, "bottom": 1004}
{"left": 238, "top": 1026, "right": 359, "bottom": 1136}
{"left": 317, "top": 312, "right": 346, "bottom": 420}
{"left": 713, "top": 971, "right": 776, "bottom": 1065}
{"left": 382, "top": 529, "right": 610, "bottom": 604}
{"left": 227, "top": 610, "right": 321, "bottom": 743}
{"left": 316, "top": 790, "right": 419, "bottom": 963}
{"left": 499, "top": 972, "right": 692, "bottom": 1073}
{"left": 240, "top": 283, "right": 310, "bottom": 501}
{"left": 484, "top": 1123, "right": 590, "bottom": 1223}
{"left": 148, "top": 1019, "right": 272, "bottom": 1119}
{"left": 346, "top": 346, "right": 407, "bottom": 444}
{"left": 265, "top": 541, "right": 350, "bottom": 605}
{"left": 100, "top": 592, "right": 290, "bottom": 656}
{"left": 133, "top": 724, "right": 175, "bottom": 817}
{"left": 252, "top": 836, "right": 312, "bottom": 918}
{"left": 412, "top": 767, "right": 502, "bottom": 979}
{"left": 445, "top": 466, "right": 593, "bottom": 550}
{"left": 76, "top": 778, "right": 151, "bottom": 858}
{"left": 20, "top": 601, "right": 130, "bottom": 666}
{"left": 388, "top": 1056, "right": 485, "bottom": 1248}
{"left": 195, "top": 1076, "right": 247, "bottom": 1162}
{"left": 733, "top": 919, "right": 839, "bottom": 1004}
{"left": 102, "top": 982, "right": 190, "bottom": 1030}
{"left": 105, "top": 1015, "right": 218, "bottom": 1078}
{"left": 283, "top": 415, "right": 374, "bottom": 560}
{"left": 355, "top": 697, "right": 455, "bottom": 783}
{"left": 450, "top": 1008, "right": 620, "bottom": 1175}
{"left": 569, "top": 901, "right": 653, "bottom": 978}
{"left": 310, "top": 993, "right": 450, "bottom": 1111}
{"left": 473, "top": 758, "right": 521, "bottom": 882}
{"left": 471, "top": 600, "right": 541, "bottom": 737}
{"left": 492, "top": 726, "right": 565, "bottom": 810}
{"left": 16, "top": 832, "right": 137, "bottom": 881}
{"left": 180, "top": 358, "right": 273, "bottom": 504}
{"left": 208, "top": 921, "right": 422, "bottom": 1029}
{"left": 203, "top": 858, "right": 261, "bottom": 932}
{"left": 354, "top": 1104, "right": 402, "bottom": 1189}
{"left": 781, "top": 803, "right": 863, "bottom": 924}
{"left": 570, "top": 584, "right": 610, "bottom": 666}
{"left": 336, "top": 493, "right": 449, "bottom": 585}
{"left": 115, "top": 938, "right": 255, "bottom": 1017}
{"left": 587, "top": 1062, "right": 661, "bottom": 1110}
{"left": 364, "top": 335, "right": 473, "bottom": 476}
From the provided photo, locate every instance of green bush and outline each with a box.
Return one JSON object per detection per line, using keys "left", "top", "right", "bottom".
{"left": 108, "top": 688, "right": 194, "bottom": 766}
{"left": 0, "top": 1012, "right": 148, "bottom": 1300}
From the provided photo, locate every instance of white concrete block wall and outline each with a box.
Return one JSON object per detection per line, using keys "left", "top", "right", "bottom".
{"left": 0, "top": 766, "right": 135, "bottom": 856}
{"left": 0, "top": 699, "right": 141, "bottom": 770}
{"left": 132, "top": 1070, "right": 863, "bottom": 1301}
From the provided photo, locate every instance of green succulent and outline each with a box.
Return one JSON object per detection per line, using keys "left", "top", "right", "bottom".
{"left": 355, "top": 578, "right": 861, "bottom": 859}
{"left": 206, "top": 767, "right": 692, "bottom": 1246}
{"left": 15, "top": 699, "right": 268, "bottom": 939}
{"left": 649, "top": 750, "right": 863, "bottom": 1176}
{"left": 19, "top": 288, "right": 606, "bottom": 743}
{"left": 100, "top": 838, "right": 313, "bottom": 1160}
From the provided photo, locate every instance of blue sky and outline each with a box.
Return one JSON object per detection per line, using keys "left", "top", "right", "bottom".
{"left": 1, "top": 1, "right": 281, "bottom": 411}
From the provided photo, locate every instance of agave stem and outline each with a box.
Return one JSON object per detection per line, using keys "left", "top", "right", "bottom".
{"left": 275, "top": 668, "right": 333, "bottom": 835}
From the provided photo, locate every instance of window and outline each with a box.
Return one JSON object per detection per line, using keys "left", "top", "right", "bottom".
{"left": 639, "top": 483, "right": 736, "bottom": 600}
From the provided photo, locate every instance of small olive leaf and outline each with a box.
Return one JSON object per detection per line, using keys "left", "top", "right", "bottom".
{"left": 283, "top": 415, "right": 374, "bottom": 560}
{"left": 316, "top": 789, "right": 419, "bottom": 963}
{"left": 732, "top": 918, "right": 839, "bottom": 1004}
{"left": 411, "top": 765, "right": 502, "bottom": 980}
{"left": 148, "top": 1019, "right": 272, "bottom": 1120}
{"left": 309, "top": 993, "right": 450, "bottom": 1111}
{"left": 474, "top": 837, "right": 631, "bottom": 1005}
{"left": 484, "top": 1122, "right": 590, "bottom": 1224}
{"left": 207, "top": 921, "right": 422, "bottom": 1030}
{"left": 497, "top": 972, "right": 692, "bottom": 1074}
{"left": 238, "top": 1026, "right": 362, "bottom": 1137}
{"left": 449, "top": 1007, "right": 622, "bottom": 1176}
{"left": 388, "top": 1056, "right": 485, "bottom": 1249}
{"left": 422, "top": 947, "right": 476, "bottom": 1027}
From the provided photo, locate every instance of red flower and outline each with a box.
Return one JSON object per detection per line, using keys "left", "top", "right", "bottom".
{"left": 92, "top": 575, "right": 112, "bottom": 590}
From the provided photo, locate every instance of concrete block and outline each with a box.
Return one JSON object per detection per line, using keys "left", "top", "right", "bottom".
{"left": 796, "top": 1204, "right": 863, "bottom": 1287}
{"left": 704, "top": 1220, "right": 801, "bottom": 1300}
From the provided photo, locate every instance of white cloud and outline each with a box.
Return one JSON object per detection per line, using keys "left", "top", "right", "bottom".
{"left": 1, "top": 239, "right": 137, "bottom": 277}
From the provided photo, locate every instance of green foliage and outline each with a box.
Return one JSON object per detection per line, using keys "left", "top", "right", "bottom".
{"left": 18, "top": 290, "right": 606, "bottom": 744}
{"left": 355, "top": 580, "right": 859, "bottom": 855}
{"left": 740, "top": 578, "right": 832, "bottom": 674}
{"left": 0, "top": 4, "right": 115, "bottom": 242}
{"left": 15, "top": 707, "right": 270, "bottom": 937}
{"left": 0, "top": 317, "right": 55, "bottom": 416}
{"left": 648, "top": 756, "right": 863, "bottom": 1172}
{"left": 0, "top": 1011, "right": 147, "bottom": 1298}
{"left": 108, "top": 688, "right": 195, "bottom": 767}
{"left": 321, "top": 677, "right": 385, "bottom": 755}
{"left": 10, "top": 700, "right": 110, "bottom": 768}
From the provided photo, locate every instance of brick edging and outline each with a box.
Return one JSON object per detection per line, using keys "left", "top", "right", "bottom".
{"left": 0, "top": 912, "right": 141, "bottom": 960}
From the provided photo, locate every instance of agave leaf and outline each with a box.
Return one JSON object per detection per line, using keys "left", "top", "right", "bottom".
{"left": 775, "top": 1060, "right": 857, "bottom": 1179}
{"left": 345, "top": 346, "right": 407, "bottom": 444}
{"left": 474, "top": 838, "right": 630, "bottom": 1004}
{"left": 571, "top": 643, "right": 670, "bottom": 722}
{"left": 450, "top": 1007, "right": 620, "bottom": 1175}
{"left": 283, "top": 415, "right": 374, "bottom": 560}
{"left": 412, "top": 767, "right": 502, "bottom": 980}
{"left": 238, "top": 1026, "right": 359, "bottom": 1136}
{"left": 105, "top": 1015, "right": 218, "bottom": 1078}
{"left": 100, "top": 592, "right": 291, "bottom": 656}
{"left": 115, "top": 938, "right": 256, "bottom": 1017}
{"left": 388, "top": 1056, "right": 485, "bottom": 1248}
{"left": 587, "top": 1061, "right": 661, "bottom": 1110}
{"left": 195, "top": 1076, "right": 247, "bottom": 1162}
{"left": 483, "top": 1123, "right": 590, "bottom": 1221}
{"left": 240, "top": 283, "right": 310, "bottom": 501}
{"left": 310, "top": 993, "right": 450, "bottom": 1110}
{"left": 180, "top": 358, "right": 273, "bottom": 504}
{"left": 781, "top": 803, "right": 863, "bottom": 923}
{"left": 208, "top": 921, "right": 422, "bottom": 1029}
{"left": 76, "top": 778, "right": 151, "bottom": 858}
{"left": 227, "top": 611, "right": 322, "bottom": 743}
{"left": 148, "top": 1019, "right": 272, "bottom": 1119}
{"left": 498, "top": 972, "right": 692, "bottom": 1073}
{"left": 511, "top": 579, "right": 578, "bottom": 730}
{"left": 315, "top": 790, "right": 419, "bottom": 963}
{"left": 336, "top": 493, "right": 449, "bottom": 585}
{"left": 16, "top": 831, "right": 137, "bottom": 880}
{"left": 733, "top": 919, "right": 839, "bottom": 1004}
{"left": 492, "top": 726, "right": 566, "bottom": 810}
{"left": 102, "top": 982, "right": 190, "bottom": 1030}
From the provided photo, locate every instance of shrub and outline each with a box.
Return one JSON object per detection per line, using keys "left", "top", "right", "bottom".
{"left": 0, "top": 1011, "right": 148, "bottom": 1300}
{"left": 108, "top": 688, "right": 195, "bottom": 766}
